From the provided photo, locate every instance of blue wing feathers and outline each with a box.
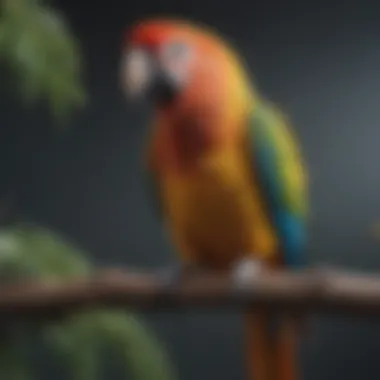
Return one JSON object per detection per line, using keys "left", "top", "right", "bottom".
{"left": 274, "top": 210, "right": 306, "bottom": 267}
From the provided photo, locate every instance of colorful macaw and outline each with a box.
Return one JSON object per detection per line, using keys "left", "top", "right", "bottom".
{"left": 121, "top": 18, "right": 308, "bottom": 380}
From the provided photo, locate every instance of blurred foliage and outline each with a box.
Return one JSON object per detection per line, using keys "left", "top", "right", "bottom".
{"left": 0, "top": 2, "right": 178, "bottom": 379}
{"left": 0, "top": 223, "right": 178, "bottom": 380}
{"left": 0, "top": 0, "right": 86, "bottom": 121}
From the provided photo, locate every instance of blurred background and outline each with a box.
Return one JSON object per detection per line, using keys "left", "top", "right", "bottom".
{"left": 1, "top": 0, "right": 380, "bottom": 379}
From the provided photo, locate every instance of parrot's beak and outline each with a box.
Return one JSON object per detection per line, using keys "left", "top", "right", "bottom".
{"left": 146, "top": 70, "right": 179, "bottom": 104}
{"left": 121, "top": 48, "right": 179, "bottom": 105}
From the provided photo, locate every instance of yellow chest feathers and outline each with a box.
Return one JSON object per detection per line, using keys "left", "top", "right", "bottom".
{"left": 160, "top": 150, "right": 278, "bottom": 267}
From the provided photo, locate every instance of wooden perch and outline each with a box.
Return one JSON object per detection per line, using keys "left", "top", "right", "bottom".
{"left": 1, "top": 267, "right": 380, "bottom": 319}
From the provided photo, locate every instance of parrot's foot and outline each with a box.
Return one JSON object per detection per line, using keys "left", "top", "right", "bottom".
{"left": 231, "top": 257, "right": 263, "bottom": 289}
{"left": 156, "top": 262, "right": 200, "bottom": 288}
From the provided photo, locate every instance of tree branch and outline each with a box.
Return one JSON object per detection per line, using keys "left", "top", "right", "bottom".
{"left": 0, "top": 268, "right": 380, "bottom": 320}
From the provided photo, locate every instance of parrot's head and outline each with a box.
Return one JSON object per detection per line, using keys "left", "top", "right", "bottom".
{"left": 121, "top": 18, "right": 253, "bottom": 110}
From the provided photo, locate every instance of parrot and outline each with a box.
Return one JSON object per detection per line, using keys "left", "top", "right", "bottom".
{"left": 121, "top": 18, "right": 308, "bottom": 380}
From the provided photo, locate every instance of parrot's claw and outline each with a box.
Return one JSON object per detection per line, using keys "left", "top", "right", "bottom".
{"left": 231, "top": 257, "right": 263, "bottom": 289}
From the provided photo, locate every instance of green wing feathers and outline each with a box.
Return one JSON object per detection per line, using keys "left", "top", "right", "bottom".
{"left": 247, "top": 101, "right": 308, "bottom": 266}
{"left": 250, "top": 102, "right": 308, "bottom": 218}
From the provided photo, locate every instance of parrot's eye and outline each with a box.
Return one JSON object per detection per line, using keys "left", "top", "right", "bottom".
{"left": 160, "top": 41, "right": 192, "bottom": 63}
{"left": 158, "top": 41, "right": 193, "bottom": 88}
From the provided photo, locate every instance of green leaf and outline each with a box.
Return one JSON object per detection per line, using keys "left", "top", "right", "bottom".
{"left": 44, "top": 310, "right": 178, "bottom": 380}
{"left": 93, "top": 311, "right": 178, "bottom": 380}
{"left": 44, "top": 317, "right": 100, "bottom": 380}
{"left": 0, "top": 224, "right": 179, "bottom": 380}
{"left": 0, "top": 0, "right": 87, "bottom": 123}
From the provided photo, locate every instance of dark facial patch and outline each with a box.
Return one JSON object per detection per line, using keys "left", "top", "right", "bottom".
{"left": 146, "top": 69, "right": 178, "bottom": 105}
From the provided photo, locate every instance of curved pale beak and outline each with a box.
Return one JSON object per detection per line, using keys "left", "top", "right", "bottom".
{"left": 120, "top": 49, "right": 153, "bottom": 100}
{"left": 121, "top": 48, "right": 180, "bottom": 104}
